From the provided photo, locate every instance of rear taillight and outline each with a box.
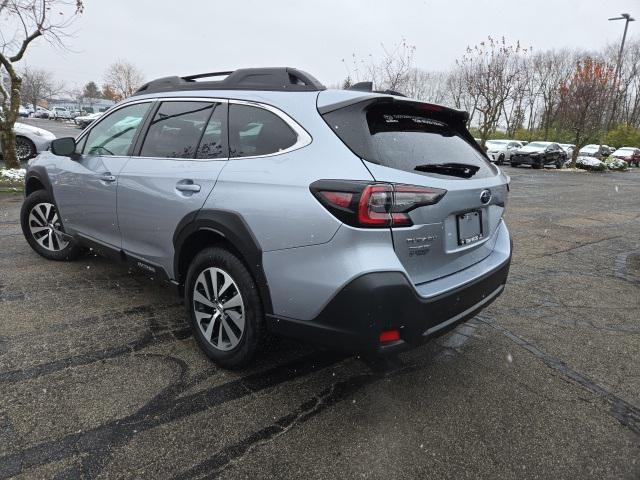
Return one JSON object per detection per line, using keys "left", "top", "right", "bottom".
{"left": 311, "top": 180, "right": 446, "bottom": 228}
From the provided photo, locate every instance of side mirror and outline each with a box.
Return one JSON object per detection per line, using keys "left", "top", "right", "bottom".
{"left": 51, "top": 137, "right": 77, "bottom": 157}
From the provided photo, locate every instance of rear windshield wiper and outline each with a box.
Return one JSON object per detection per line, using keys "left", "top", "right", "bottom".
{"left": 414, "top": 163, "right": 480, "bottom": 179}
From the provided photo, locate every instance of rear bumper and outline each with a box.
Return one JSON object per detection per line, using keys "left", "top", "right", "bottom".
{"left": 267, "top": 241, "right": 511, "bottom": 354}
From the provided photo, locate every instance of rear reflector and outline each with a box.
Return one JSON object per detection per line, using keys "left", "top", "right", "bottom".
{"left": 379, "top": 330, "right": 400, "bottom": 343}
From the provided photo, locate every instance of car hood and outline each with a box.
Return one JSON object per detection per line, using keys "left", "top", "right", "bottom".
{"left": 485, "top": 144, "right": 507, "bottom": 152}
{"left": 517, "top": 146, "right": 545, "bottom": 153}
{"left": 14, "top": 122, "right": 56, "bottom": 138}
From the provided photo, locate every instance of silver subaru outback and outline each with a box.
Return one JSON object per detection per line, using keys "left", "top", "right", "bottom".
{"left": 21, "top": 68, "right": 512, "bottom": 368}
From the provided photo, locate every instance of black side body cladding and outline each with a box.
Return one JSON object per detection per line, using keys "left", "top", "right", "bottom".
{"left": 173, "top": 209, "right": 273, "bottom": 315}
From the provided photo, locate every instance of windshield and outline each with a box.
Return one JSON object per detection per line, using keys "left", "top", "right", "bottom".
{"left": 613, "top": 148, "right": 634, "bottom": 155}
{"left": 525, "top": 142, "right": 549, "bottom": 149}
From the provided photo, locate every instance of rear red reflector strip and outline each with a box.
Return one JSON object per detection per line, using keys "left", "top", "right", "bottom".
{"left": 380, "top": 330, "right": 400, "bottom": 343}
{"left": 319, "top": 191, "right": 353, "bottom": 208}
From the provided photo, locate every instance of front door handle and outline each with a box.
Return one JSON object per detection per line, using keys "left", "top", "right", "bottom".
{"left": 175, "top": 182, "right": 201, "bottom": 193}
{"left": 98, "top": 173, "right": 116, "bottom": 183}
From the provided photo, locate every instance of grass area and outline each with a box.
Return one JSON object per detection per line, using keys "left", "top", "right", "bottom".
{"left": 0, "top": 169, "right": 25, "bottom": 193}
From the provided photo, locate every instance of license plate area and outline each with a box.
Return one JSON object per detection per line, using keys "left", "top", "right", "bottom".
{"left": 457, "top": 210, "right": 483, "bottom": 246}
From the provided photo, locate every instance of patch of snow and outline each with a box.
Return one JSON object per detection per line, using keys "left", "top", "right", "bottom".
{"left": 0, "top": 168, "right": 26, "bottom": 181}
{"left": 576, "top": 156, "right": 603, "bottom": 168}
{"left": 605, "top": 158, "right": 628, "bottom": 171}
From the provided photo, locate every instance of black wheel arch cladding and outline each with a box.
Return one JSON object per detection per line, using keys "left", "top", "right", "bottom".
{"left": 174, "top": 209, "right": 273, "bottom": 315}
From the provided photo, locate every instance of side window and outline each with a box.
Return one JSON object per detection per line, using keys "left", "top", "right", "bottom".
{"left": 140, "top": 101, "right": 214, "bottom": 159}
{"left": 196, "top": 103, "right": 228, "bottom": 159}
{"left": 229, "top": 104, "right": 297, "bottom": 158}
{"left": 83, "top": 103, "right": 150, "bottom": 156}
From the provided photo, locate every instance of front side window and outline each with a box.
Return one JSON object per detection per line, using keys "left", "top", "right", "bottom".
{"left": 140, "top": 101, "right": 215, "bottom": 159}
{"left": 83, "top": 103, "right": 150, "bottom": 156}
{"left": 229, "top": 104, "right": 297, "bottom": 158}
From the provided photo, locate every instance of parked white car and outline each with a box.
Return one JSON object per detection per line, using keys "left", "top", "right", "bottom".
{"left": 484, "top": 140, "right": 523, "bottom": 164}
{"left": 74, "top": 111, "right": 104, "bottom": 128}
{"left": 579, "top": 144, "right": 610, "bottom": 159}
{"left": 0, "top": 122, "right": 56, "bottom": 162}
{"left": 52, "top": 107, "right": 72, "bottom": 121}
{"left": 34, "top": 107, "right": 53, "bottom": 119}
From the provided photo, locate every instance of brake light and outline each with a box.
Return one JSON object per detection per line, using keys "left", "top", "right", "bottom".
{"left": 358, "top": 184, "right": 393, "bottom": 225}
{"left": 310, "top": 180, "right": 446, "bottom": 228}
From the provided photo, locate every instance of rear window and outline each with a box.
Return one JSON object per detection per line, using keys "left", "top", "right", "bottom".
{"left": 324, "top": 101, "right": 496, "bottom": 180}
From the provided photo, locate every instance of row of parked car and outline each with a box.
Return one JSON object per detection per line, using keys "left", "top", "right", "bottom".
{"left": 480, "top": 139, "right": 640, "bottom": 168}
{"left": 18, "top": 105, "right": 105, "bottom": 127}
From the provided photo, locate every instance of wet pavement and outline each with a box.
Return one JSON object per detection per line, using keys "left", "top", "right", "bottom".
{"left": 0, "top": 167, "right": 638, "bottom": 479}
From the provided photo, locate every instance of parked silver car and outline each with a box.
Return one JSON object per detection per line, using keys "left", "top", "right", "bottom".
{"left": 484, "top": 140, "right": 523, "bottom": 165}
{"left": 0, "top": 122, "right": 56, "bottom": 162}
{"left": 21, "top": 67, "right": 512, "bottom": 368}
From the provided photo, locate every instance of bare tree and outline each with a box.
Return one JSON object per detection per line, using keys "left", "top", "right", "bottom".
{"left": 610, "top": 39, "right": 640, "bottom": 128}
{"left": 342, "top": 39, "right": 419, "bottom": 95}
{"left": 21, "top": 67, "right": 64, "bottom": 111}
{"left": 402, "top": 69, "right": 448, "bottom": 103}
{"left": 457, "top": 36, "right": 529, "bottom": 147}
{"left": 531, "top": 49, "right": 574, "bottom": 139}
{"left": 557, "top": 57, "right": 614, "bottom": 167}
{"left": 103, "top": 60, "right": 144, "bottom": 101}
{"left": 445, "top": 67, "right": 477, "bottom": 127}
{"left": 0, "top": 0, "right": 83, "bottom": 168}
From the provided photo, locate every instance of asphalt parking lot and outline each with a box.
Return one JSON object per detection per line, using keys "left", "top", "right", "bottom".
{"left": 0, "top": 167, "right": 639, "bottom": 479}
{"left": 20, "top": 118, "right": 81, "bottom": 139}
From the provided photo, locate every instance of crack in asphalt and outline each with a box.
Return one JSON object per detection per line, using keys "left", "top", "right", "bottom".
{"left": 0, "top": 304, "right": 190, "bottom": 385}
{"left": 532, "top": 235, "right": 624, "bottom": 259}
{"left": 0, "top": 350, "right": 348, "bottom": 479}
{"left": 171, "top": 358, "right": 423, "bottom": 480}
{"left": 479, "top": 318, "right": 640, "bottom": 436}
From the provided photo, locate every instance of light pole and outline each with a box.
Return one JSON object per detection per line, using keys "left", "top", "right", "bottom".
{"left": 608, "top": 13, "right": 635, "bottom": 130}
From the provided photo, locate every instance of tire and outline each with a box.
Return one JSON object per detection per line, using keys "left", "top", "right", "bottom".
{"left": 556, "top": 160, "right": 564, "bottom": 169}
{"left": 20, "top": 190, "right": 81, "bottom": 261}
{"left": 532, "top": 161, "right": 543, "bottom": 169}
{"left": 15, "top": 136, "right": 36, "bottom": 162}
{"left": 185, "top": 247, "right": 264, "bottom": 369}
{"left": 497, "top": 153, "right": 505, "bottom": 165}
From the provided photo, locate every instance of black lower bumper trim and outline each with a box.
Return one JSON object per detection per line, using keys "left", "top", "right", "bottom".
{"left": 267, "top": 254, "right": 511, "bottom": 353}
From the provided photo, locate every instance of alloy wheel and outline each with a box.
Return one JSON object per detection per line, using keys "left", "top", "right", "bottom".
{"left": 16, "top": 137, "right": 34, "bottom": 161}
{"left": 28, "top": 202, "right": 69, "bottom": 251}
{"left": 193, "top": 267, "right": 245, "bottom": 351}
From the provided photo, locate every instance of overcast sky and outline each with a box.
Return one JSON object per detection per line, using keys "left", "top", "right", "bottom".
{"left": 17, "top": 0, "right": 640, "bottom": 90}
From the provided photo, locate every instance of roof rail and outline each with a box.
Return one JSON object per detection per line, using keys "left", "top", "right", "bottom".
{"left": 133, "top": 67, "right": 326, "bottom": 96}
{"left": 347, "top": 81, "right": 406, "bottom": 97}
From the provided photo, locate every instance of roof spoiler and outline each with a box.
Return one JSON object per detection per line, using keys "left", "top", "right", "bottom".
{"left": 348, "top": 81, "right": 407, "bottom": 97}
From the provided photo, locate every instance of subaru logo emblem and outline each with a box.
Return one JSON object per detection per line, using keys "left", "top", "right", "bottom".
{"left": 480, "top": 189, "right": 492, "bottom": 204}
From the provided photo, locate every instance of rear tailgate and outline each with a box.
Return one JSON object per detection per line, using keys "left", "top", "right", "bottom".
{"left": 321, "top": 96, "right": 509, "bottom": 285}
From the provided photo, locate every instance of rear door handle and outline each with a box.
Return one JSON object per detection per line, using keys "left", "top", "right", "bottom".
{"left": 175, "top": 182, "right": 201, "bottom": 193}
{"left": 98, "top": 173, "right": 116, "bottom": 183}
